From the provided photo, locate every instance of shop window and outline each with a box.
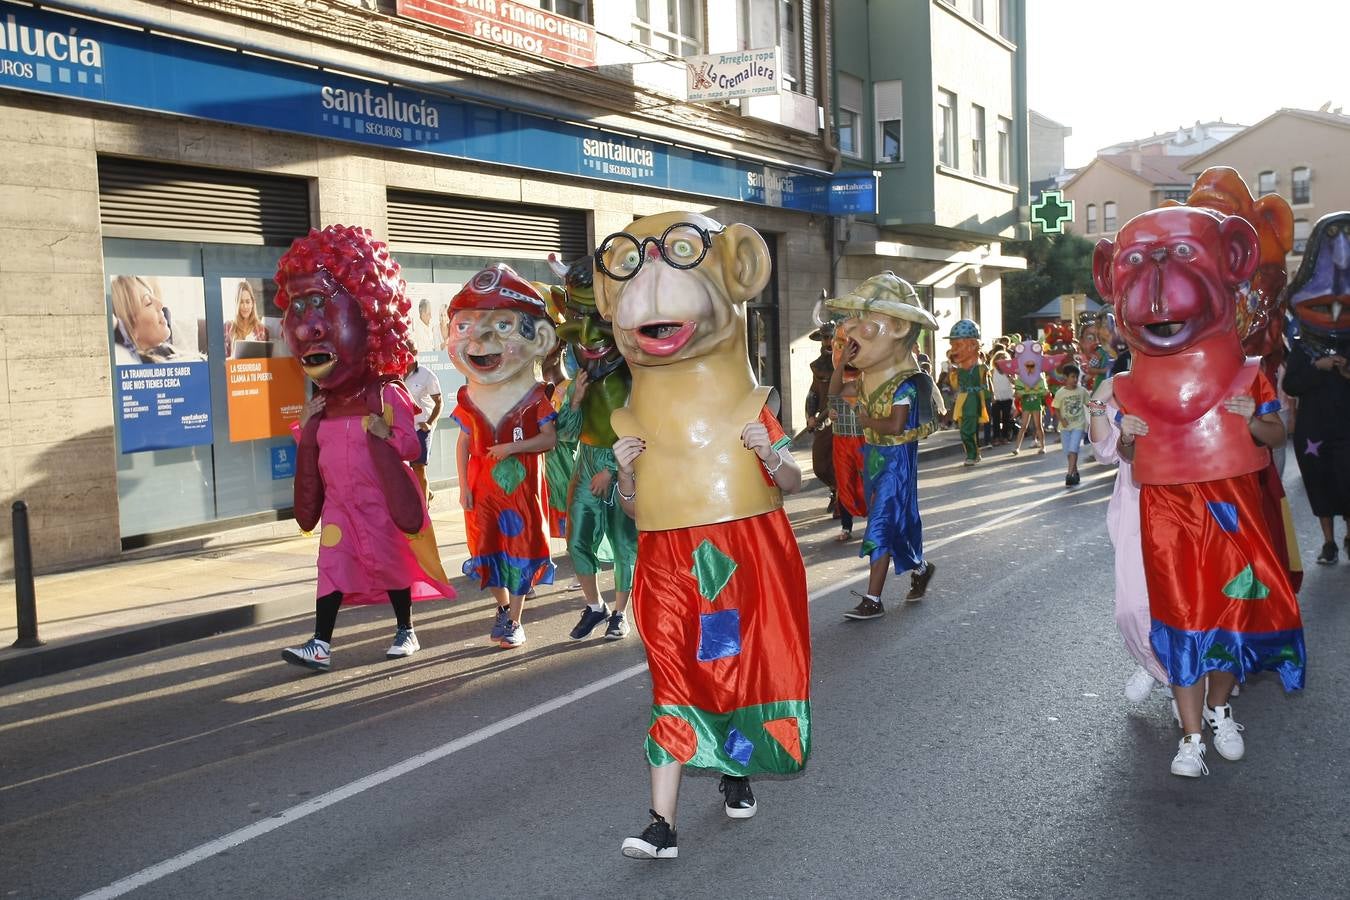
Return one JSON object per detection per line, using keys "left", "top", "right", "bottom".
{"left": 938, "top": 88, "right": 957, "bottom": 167}
{"left": 959, "top": 286, "right": 980, "bottom": 323}
{"left": 1103, "top": 201, "right": 1118, "bottom": 232}
{"left": 1292, "top": 166, "right": 1311, "bottom": 204}
{"left": 634, "top": 0, "right": 702, "bottom": 57}
{"left": 971, "top": 103, "right": 986, "bottom": 177}
{"left": 874, "top": 80, "right": 903, "bottom": 162}
{"left": 1086, "top": 203, "right": 1098, "bottom": 234}
{"left": 997, "top": 115, "right": 1012, "bottom": 183}
{"left": 838, "top": 72, "right": 864, "bottom": 158}
{"left": 1258, "top": 170, "right": 1276, "bottom": 196}
{"left": 1293, "top": 218, "right": 1311, "bottom": 255}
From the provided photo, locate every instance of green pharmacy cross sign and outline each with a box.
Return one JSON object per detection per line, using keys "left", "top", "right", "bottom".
{"left": 1031, "top": 190, "right": 1074, "bottom": 234}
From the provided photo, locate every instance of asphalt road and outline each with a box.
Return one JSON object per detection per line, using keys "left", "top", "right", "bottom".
{"left": 2, "top": 443, "right": 1347, "bottom": 900}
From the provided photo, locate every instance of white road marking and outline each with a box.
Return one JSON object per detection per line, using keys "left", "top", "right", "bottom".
{"left": 78, "top": 468, "right": 1105, "bottom": 899}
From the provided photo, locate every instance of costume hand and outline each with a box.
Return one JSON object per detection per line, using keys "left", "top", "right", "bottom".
{"left": 487, "top": 442, "right": 516, "bottom": 461}
{"left": 366, "top": 415, "right": 392, "bottom": 440}
{"left": 590, "top": 469, "right": 613, "bottom": 498}
{"left": 459, "top": 488, "right": 474, "bottom": 511}
{"left": 570, "top": 369, "right": 590, "bottom": 409}
{"left": 1222, "top": 395, "right": 1256, "bottom": 422}
{"left": 741, "top": 422, "right": 774, "bottom": 461}
{"left": 806, "top": 414, "right": 818, "bottom": 433}
{"left": 613, "top": 436, "right": 645, "bottom": 474}
{"left": 1119, "top": 414, "right": 1149, "bottom": 439}
{"left": 299, "top": 395, "right": 325, "bottom": 428}
{"left": 418, "top": 422, "right": 431, "bottom": 433}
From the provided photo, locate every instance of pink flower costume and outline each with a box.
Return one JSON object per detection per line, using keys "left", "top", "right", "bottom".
{"left": 1089, "top": 398, "right": 1168, "bottom": 683}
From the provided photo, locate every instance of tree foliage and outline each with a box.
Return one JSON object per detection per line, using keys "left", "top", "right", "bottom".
{"left": 1001, "top": 231, "right": 1099, "bottom": 331}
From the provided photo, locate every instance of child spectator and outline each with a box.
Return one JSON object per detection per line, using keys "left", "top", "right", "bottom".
{"left": 1054, "top": 364, "right": 1089, "bottom": 486}
{"left": 988, "top": 351, "right": 1015, "bottom": 445}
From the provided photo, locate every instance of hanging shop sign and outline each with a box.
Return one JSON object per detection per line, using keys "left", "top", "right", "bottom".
{"left": 396, "top": 0, "right": 595, "bottom": 67}
{"left": 107, "top": 275, "right": 214, "bottom": 453}
{"left": 0, "top": 5, "right": 871, "bottom": 215}
{"left": 685, "top": 47, "right": 780, "bottom": 102}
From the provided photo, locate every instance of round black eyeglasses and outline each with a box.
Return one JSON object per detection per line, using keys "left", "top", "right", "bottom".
{"left": 594, "top": 222, "right": 723, "bottom": 282}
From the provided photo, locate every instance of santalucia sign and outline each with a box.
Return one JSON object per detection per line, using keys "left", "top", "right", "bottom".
{"left": 685, "top": 48, "right": 780, "bottom": 102}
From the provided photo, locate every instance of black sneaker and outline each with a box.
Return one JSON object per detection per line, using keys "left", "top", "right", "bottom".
{"left": 1316, "top": 541, "right": 1338, "bottom": 565}
{"left": 844, "top": 592, "right": 885, "bottom": 621}
{"left": 604, "top": 611, "right": 630, "bottom": 640}
{"left": 906, "top": 562, "right": 937, "bottom": 600}
{"left": 569, "top": 604, "right": 610, "bottom": 640}
{"left": 718, "top": 775, "right": 757, "bottom": 819}
{"left": 621, "top": 810, "right": 678, "bottom": 859}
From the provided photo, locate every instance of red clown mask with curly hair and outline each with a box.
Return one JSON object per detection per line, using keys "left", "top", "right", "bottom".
{"left": 275, "top": 224, "right": 413, "bottom": 395}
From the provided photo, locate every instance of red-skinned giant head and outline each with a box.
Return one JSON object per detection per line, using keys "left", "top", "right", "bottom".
{"left": 275, "top": 225, "right": 413, "bottom": 395}
{"left": 1092, "top": 207, "right": 1259, "bottom": 357}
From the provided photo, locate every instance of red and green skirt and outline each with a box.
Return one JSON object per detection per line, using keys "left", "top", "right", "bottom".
{"left": 832, "top": 433, "right": 868, "bottom": 518}
{"left": 633, "top": 509, "right": 811, "bottom": 775}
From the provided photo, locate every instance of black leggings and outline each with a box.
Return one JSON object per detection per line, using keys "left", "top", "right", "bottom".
{"left": 314, "top": 587, "right": 412, "bottom": 642}
{"left": 990, "top": 400, "right": 1014, "bottom": 440}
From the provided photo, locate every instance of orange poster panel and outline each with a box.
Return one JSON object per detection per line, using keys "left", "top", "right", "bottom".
{"left": 225, "top": 357, "right": 306, "bottom": 442}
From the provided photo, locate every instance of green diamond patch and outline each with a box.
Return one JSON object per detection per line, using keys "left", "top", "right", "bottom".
{"left": 865, "top": 448, "right": 886, "bottom": 480}
{"left": 492, "top": 457, "right": 527, "bottom": 495}
{"left": 691, "top": 539, "right": 737, "bottom": 603}
{"left": 1204, "top": 643, "right": 1238, "bottom": 665}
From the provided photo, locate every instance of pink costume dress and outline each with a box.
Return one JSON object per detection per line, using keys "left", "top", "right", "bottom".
{"left": 313, "top": 382, "right": 455, "bottom": 605}
{"left": 1089, "top": 398, "right": 1168, "bottom": 683}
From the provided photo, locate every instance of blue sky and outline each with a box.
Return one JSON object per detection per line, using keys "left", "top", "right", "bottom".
{"left": 1026, "top": 0, "right": 1349, "bottom": 167}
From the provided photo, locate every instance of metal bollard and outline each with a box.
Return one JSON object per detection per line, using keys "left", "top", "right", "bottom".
{"left": 11, "top": 501, "right": 43, "bottom": 648}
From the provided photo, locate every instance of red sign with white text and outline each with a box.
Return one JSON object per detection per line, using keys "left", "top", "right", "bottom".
{"left": 397, "top": 0, "right": 596, "bottom": 67}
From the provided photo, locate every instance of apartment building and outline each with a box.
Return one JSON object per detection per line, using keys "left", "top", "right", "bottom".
{"left": 830, "top": 0, "right": 1028, "bottom": 363}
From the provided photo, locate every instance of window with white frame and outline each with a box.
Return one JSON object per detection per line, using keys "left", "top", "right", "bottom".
{"left": 633, "top": 0, "right": 702, "bottom": 57}
{"left": 973, "top": 0, "right": 985, "bottom": 23}
{"left": 998, "top": 0, "right": 1013, "bottom": 39}
{"left": 740, "top": 0, "right": 811, "bottom": 94}
{"left": 937, "top": 89, "right": 957, "bottom": 167}
{"left": 1258, "top": 170, "right": 1276, "bottom": 197}
{"left": 1292, "top": 166, "right": 1311, "bottom": 204}
{"left": 838, "top": 72, "right": 864, "bottom": 157}
{"left": 1104, "top": 201, "right": 1118, "bottom": 232}
{"left": 971, "top": 104, "right": 986, "bottom": 177}
{"left": 997, "top": 115, "right": 1011, "bottom": 183}
{"left": 874, "top": 80, "right": 903, "bottom": 163}
{"left": 1086, "top": 203, "right": 1098, "bottom": 234}
{"left": 1294, "top": 218, "right": 1311, "bottom": 254}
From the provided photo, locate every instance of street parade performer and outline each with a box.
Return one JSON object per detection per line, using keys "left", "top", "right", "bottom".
{"left": 1093, "top": 192, "right": 1305, "bottom": 779}
{"left": 828, "top": 272, "right": 940, "bottom": 621}
{"left": 447, "top": 264, "right": 559, "bottom": 650}
{"left": 1000, "top": 338, "right": 1060, "bottom": 455}
{"left": 947, "top": 318, "right": 990, "bottom": 465}
{"left": 1283, "top": 211, "right": 1350, "bottom": 565}
{"left": 548, "top": 253, "right": 639, "bottom": 642}
{"left": 825, "top": 322, "right": 869, "bottom": 541}
{"left": 595, "top": 212, "right": 811, "bottom": 860}
{"left": 277, "top": 224, "right": 455, "bottom": 672}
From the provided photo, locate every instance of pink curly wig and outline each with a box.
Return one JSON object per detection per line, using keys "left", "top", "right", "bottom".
{"left": 274, "top": 224, "right": 414, "bottom": 377}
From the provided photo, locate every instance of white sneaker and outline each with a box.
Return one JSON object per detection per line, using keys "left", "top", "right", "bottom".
{"left": 1170, "top": 733, "right": 1209, "bottom": 777}
{"left": 281, "top": 638, "right": 332, "bottom": 672}
{"left": 386, "top": 627, "right": 420, "bottom": 659}
{"left": 1124, "top": 666, "right": 1156, "bottom": 703}
{"left": 499, "top": 621, "right": 526, "bottom": 649}
{"left": 1204, "top": 704, "right": 1246, "bottom": 761}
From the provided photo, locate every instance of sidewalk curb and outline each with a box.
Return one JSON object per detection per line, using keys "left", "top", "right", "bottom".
{"left": 0, "top": 594, "right": 313, "bottom": 687}
{"left": 1, "top": 430, "right": 976, "bottom": 687}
